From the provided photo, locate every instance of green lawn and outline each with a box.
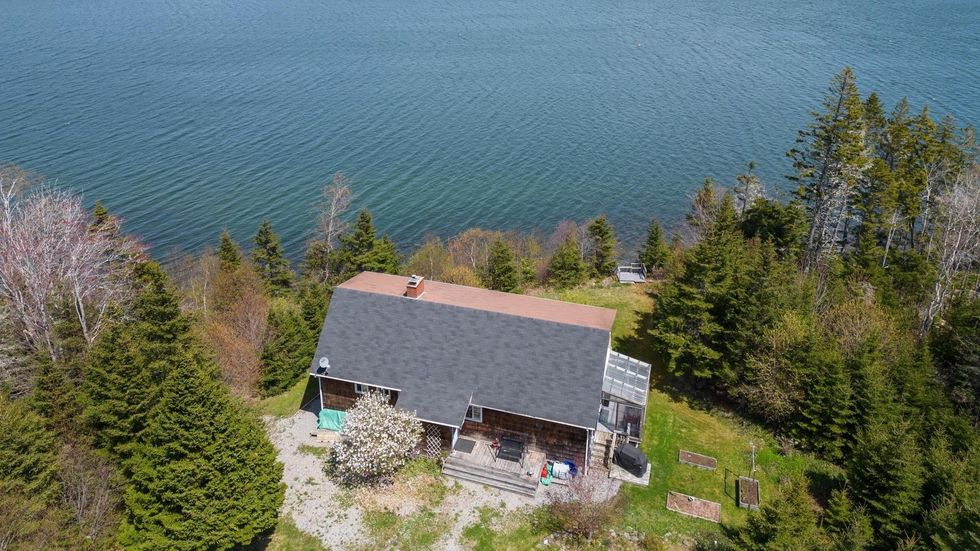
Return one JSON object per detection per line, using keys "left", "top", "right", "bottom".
{"left": 260, "top": 516, "right": 328, "bottom": 551}
{"left": 534, "top": 283, "right": 838, "bottom": 540}
{"left": 254, "top": 376, "right": 315, "bottom": 418}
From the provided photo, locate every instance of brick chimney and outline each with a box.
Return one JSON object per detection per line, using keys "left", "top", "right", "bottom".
{"left": 405, "top": 275, "right": 425, "bottom": 299}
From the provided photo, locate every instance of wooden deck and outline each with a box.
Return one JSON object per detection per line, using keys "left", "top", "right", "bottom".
{"left": 450, "top": 436, "right": 545, "bottom": 476}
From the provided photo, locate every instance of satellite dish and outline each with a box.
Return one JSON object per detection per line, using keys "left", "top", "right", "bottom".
{"left": 318, "top": 357, "right": 330, "bottom": 370}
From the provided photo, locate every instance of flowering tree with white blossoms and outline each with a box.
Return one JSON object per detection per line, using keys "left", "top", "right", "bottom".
{"left": 330, "top": 391, "right": 423, "bottom": 485}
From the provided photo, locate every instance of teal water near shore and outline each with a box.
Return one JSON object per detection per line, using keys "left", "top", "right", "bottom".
{"left": 2, "top": 0, "right": 977, "bottom": 258}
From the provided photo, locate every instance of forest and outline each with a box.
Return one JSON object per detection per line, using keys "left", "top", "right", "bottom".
{"left": 0, "top": 67, "right": 977, "bottom": 550}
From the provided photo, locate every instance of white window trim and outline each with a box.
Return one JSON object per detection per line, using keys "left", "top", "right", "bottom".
{"left": 354, "top": 383, "right": 391, "bottom": 398}
{"left": 465, "top": 405, "right": 483, "bottom": 423}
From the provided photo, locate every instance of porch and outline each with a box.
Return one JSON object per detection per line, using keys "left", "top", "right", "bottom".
{"left": 443, "top": 435, "right": 545, "bottom": 497}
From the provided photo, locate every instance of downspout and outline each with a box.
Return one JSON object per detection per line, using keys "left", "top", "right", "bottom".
{"left": 318, "top": 377, "right": 324, "bottom": 410}
{"left": 451, "top": 427, "right": 459, "bottom": 455}
{"left": 584, "top": 429, "right": 592, "bottom": 476}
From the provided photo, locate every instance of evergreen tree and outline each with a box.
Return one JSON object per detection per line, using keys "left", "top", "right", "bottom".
{"left": 297, "top": 279, "right": 332, "bottom": 334}
{"left": 259, "top": 299, "right": 312, "bottom": 396}
{"left": 789, "top": 67, "right": 869, "bottom": 269}
{"left": 83, "top": 262, "right": 192, "bottom": 460}
{"left": 359, "top": 235, "right": 400, "bottom": 274}
{"left": 740, "top": 199, "right": 807, "bottom": 258}
{"left": 586, "top": 214, "right": 618, "bottom": 276}
{"left": 639, "top": 218, "right": 670, "bottom": 271}
{"left": 217, "top": 231, "right": 242, "bottom": 273}
{"left": 922, "top": 440, "right": 980, "bottom": 551}
{"left": 848, "top": 417, "right": 924, "bottom": 546}
{"left": 251, "top": 220, "right": 293, "bottom": 295}
{"left": 825, "top": 488, "right": 873, "bottom": 551}
{"left": 650, "top": 196, "right": 746, "bottom": 382}
{"left": 730, "top": 481, "right": 830, "bottom": 550}
{"left": 793, "top": 341, "right": 854, "bottom": 461}
{"left": 483, "top": 238, "right": 519, "bottom": 292}
{"left": 0, "top": 395, "right": 60, "bottom": 504}
{"left": 92, "top": 201, "right": 111, "bottom": 230}
{"left": 119, "top": 350, "right": 284, "bottom": 549}
{"left": 518, "top": 257, "right": 537, "bottom": 288}
{"left": 547, "top": 238, "right": 587, "bottom": 288}
{"left": 338, "top": 209, "right": 378, "bottom": 262}
{"left": 930, "top": 297, "right": 980, "bottom": 418}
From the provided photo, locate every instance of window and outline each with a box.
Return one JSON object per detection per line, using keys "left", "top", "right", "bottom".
{"left": 466, "top": 406, "right": 483, "bottom": 423}
{"left": 354, "top": 384, "right": 391, "bottom": 398}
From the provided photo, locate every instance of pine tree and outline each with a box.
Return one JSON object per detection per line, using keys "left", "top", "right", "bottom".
{"left": 297, "top": 279, "right": 332, "bottom": 334}
{"left": 586, "top": 215, "right": 618, "bottom": 276}
{"left": 848, "top": 417, "right": 924, "bottom": 546}
{"left": 92, "top": 201, "right": 111, "bottom": 229}
{"left": 259, "top": 299, "right": 312, "bottom": 396}
{"left": 119, "top": 350, "right": 284, "bottom": 549}
{"left": 547, "top": 238, "right": 587, "bottom": 288}
{"left": 83, "top": 262, "right": 192, "bottom": 460}
{"left": 639, "top": 218, "right": 669, "bottom": 271}
{"left": 730, "top": 481, "right": 830, "bottom": 550}
{"left": 217, "top": 230, "right": 242, "bottom": 273}
{"left": 340, "top": 210, "right": 378, "bottom": 261}
{"left": 329, "top": 209, "right": 400, "bottom": 279}
{"left": 483, "top": 238, "right": 519, "bottom": 292}
{"left": 251, "top": 220, "right": 293, "bottom": 295}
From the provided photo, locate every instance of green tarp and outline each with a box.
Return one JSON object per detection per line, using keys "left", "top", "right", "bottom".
{"left": 318, "top": 408, "right": 346, "bottom": 431}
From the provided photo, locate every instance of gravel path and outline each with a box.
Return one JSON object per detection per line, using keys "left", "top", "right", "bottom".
{"left": 265, "top": 410, "right": 619, "bottom": 550}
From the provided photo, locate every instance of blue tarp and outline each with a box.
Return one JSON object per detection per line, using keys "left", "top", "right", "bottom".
{"left": 318, "top": 408, "right": 347, "bottom": 431}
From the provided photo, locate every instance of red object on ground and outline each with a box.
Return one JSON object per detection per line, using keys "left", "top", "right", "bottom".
{"left": 540, "top": 466, "right": 548, "bottom": 478}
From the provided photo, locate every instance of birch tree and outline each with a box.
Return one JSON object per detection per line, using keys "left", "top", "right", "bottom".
{"left": 920, "top": 163, "right": 980, "bottom": 334}
{"left": 305, "top": 172, "right": 353, "bottom": 282}
{"left": 0, "top": 168, "right": 137, "bottom": 360}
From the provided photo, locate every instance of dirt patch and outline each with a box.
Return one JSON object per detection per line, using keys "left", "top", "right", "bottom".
{"left": 678, "top": 450, "right": 717, "bottom": 470}
{"left": 665, "top": 491, "right": 721, "bottom": 523}
{"left": 737, "top": 477, "right": 760, "bottom": 510}
{"left": 266, "top": 409, "right": 561, "bottom": 550}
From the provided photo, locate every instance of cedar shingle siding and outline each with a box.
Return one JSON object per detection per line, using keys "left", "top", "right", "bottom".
{"left": 461, "top": 408, "right": 587, "bottom": 468}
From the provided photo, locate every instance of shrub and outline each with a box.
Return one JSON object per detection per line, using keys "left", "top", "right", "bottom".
{"left": 546, "top": 474, "right": 618, "bottom": 542}
{"left": 330, "top": 392, "right": 423, "bottom": 485}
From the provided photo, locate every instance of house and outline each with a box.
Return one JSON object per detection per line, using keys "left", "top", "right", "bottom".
{"left": 309, "top": 272, "right": 651, "bottom": 494}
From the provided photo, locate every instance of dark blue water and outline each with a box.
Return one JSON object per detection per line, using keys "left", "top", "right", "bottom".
{"left": 2, "top": 0, "right": 977, "bottom": 259}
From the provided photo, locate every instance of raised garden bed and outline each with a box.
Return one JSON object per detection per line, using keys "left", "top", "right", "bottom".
{"left": 665, "top": 491, "right": 721, "bottom": 523}
{"left": 678, "top": 450, "right": 717, "bottom": 470}
{"left": 737, "top": 476, "right": 760, "bottom": 510}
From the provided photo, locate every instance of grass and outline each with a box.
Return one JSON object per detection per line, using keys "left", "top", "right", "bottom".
{"left": 297, "top": 444, "right": 330, "bottom": 458}
{"left": 394, "top": 457, "right": 453, "bottom": 508}
{"left": 254, "top": 376, "right": 312, "bottom": 418}
{"left": 262, "top": 516, "right": 329, "bottom": 551}
{"left": 460, "top": 507, "right": 549, "bottom": 551}
{"left": 362, "top": 508, "right": 452, "bottom": 550}
{"left": 532, "top": 283, "right": 838, "bottom": 541}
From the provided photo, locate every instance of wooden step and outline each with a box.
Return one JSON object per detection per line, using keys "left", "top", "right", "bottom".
{"left": 442, "top": 458, "right": 538, "bottom": 497}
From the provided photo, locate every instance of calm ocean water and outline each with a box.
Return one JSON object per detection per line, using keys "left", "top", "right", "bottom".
{"left": 2, "top": 0, "right": 977, "bottom": 259}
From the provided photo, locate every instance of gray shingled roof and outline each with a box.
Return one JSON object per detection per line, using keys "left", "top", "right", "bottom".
{"left": 309, "top": 287, "right": 611, "bottom": 429}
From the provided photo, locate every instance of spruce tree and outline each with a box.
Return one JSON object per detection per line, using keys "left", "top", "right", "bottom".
{"left": 639, "top": 218, "right": 670, "bottom": 271}
{"left": 340, "top": 210, "right": 378, "bottom": 261}
{"left": 217, "top": 230, "right": 242, "bottom": 273}
{"left": 83, "top": 262, "right": 192, "bottom": 460}
{"left": 793, "top": 341, "right": 854, "bottom": 461}
{"left": 848, "top": 417, "right": 924, "bottom": 546}
{"left": 789, "top": 67, "right": 869, "bottom": 269}
{"left": 824, "top": 489, "right": 873, "bottom": 551}
{"left": 586, "top": 214, "right": 618, "bottom": 276}
{"left": 547, "top": 238, "right": 587, "bottom": 288}
{"left": 360, "top": 235, "right": 400, "bottom": 274}
{"left": 259, "top": 299, "right": 312, "bottom": 396}
{"left": 251, "top": 220, "right": 293, "bottom": 295}
{"left": 518, "top": 257, "right": 537, "bottom": 288}
{"left": 730, "top": 481, "right": 830, "bottom": 550}
{"left": 297, "top": 279, "right": 332, "bottom": 334}
{"left": 483, "top": 238, "right": 519, "bottom": 292}
{"left": 119, "top": 350, "right": 284, "bottom": 549}
{"left": 650, "top": 196, "right": 746, "bottom": 382}
{"left": 0, "top": 395, "right": 60, "bottom": 504}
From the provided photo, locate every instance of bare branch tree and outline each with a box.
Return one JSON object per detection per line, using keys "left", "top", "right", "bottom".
{"left": 0, "top": 301, "right": 33, "bottom": 398}
{"left": 308, "top": 172, "right": 353, "bottom": 281}
{"left": 920, "top": 163, "right": 980, "bottom": 334}
{"left": 59, "top": 444, "right": 120, "bottom": 543}
{"left": 0, "top": 170, "right": 138, "bottom": 360}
